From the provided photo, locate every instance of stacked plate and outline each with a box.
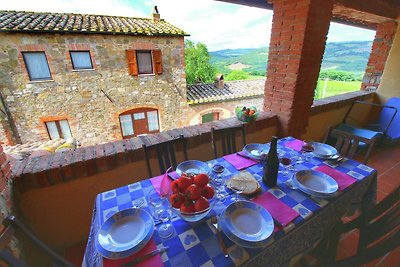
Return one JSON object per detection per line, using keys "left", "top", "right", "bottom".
{"left": 176, "top": 160, "right": 211, "bottom": 176}
{"left": 308, "top": 142, "right": 338, "bottom": 159}
{"left": 219, "top": 201, "right": 274, "bottom": 249}
{"left": 291, "top": 170, "right": 338, "bottom": 198}
{"left": 242, "top": 143, "right": 270, "bottom": 160}
{"left": 95, "top": 208, "right": 155, "bottom": 259}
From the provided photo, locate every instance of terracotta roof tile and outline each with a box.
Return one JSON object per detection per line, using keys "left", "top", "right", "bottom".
{"left": 187, "top": 79, "right": 265, "bottom": 105}
{"left": 0, "top": 10, "right": 188, "bottom": 36}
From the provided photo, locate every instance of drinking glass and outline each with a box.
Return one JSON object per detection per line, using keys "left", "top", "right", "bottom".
{"left": 154, "top": 187, "right": 174, "bottom": 239}
{"left": 230, "top": 183, "right": 247, "bottom": 201}
{"left": 300, "top": 143, "right": 314, "bottom": 162}
{"left": 279, "top": 157, "right": 293, "bottom": 176}
{"left": 208, "top": 161, "right": 227, "bottom": 201}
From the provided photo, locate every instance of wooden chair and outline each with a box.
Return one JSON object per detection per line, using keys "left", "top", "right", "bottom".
{"left": 301, "top": 186, "right": 399, "bottom": 267}
{"left": 323, "top": 126, "right": 378, "bottom": 164}
{"left": 143, "top": 135, "right": 188, "bottom": 178}
{"left": 211, "top": 125, "right": 246, "bottom": 158}
{"left": 0, "top": 215, "right": 75, "bottom": 267}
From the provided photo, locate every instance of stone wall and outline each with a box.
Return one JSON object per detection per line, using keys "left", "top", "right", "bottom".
{"left": 0, "top": 32, "right": 188, "bottom": 146}
{"left": 187, "top": 96, "right": 264, "bottom": 125}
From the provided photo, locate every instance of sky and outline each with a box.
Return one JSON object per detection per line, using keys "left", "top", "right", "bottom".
{"left": 0, "top": 0, "right": 376, "bottom": 51}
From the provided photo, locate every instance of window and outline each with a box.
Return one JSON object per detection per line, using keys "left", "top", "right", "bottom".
{"left": 70, "top": 51, "right": 93, "bottom": 70}
{"left": 119, "top": 108, "right": 160, "bottom": 138}
{"left": 136, "top": 51, "right": 153, "bottom": 74}
{"left": 202, "top": 112, "right": 220, "bottom": 123}
{"left": 45, "top": 119, "right": 72, "bottom": 140}
{"left": 22, "top": 52, "right": 52, "bottom": 81}
{"left": 126, "top": 49, "right": 163, "bottom": 76}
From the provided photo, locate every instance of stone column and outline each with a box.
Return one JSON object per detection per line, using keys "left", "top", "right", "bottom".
{"left": 264, "top": 0, "right": 333, "bottom": 137}
{"left": 361, "top": 20, "right": 398, "bottom": 91}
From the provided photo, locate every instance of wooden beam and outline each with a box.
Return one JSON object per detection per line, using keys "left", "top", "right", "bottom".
{"left": 335, "top": 0, "right": 399, "bottom": 20}
{"left": 214, "top": 0, "right": 273, "bottom": 10}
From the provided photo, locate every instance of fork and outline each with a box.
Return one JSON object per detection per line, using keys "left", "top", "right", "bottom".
{"left": 210, "top": 216, "right": 229, "bottom": 258}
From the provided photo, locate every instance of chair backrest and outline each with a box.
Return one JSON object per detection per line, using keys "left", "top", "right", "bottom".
{"left": 323, "top": 126, "right": 377, "bottom": 164}
{"left": 143, "top": 135, "right": 188, "bottom": 178}
{"left": 211, "top": 125, "right": 246, "bottom": 159}
{"left": 378, "top": 97, "right": 400, "bottom": 140}
{"left": 324, "top": 186, "right": 400, "bottom": 267}
{"left": 0, "top": 215, "right": 75, "bottom": 267}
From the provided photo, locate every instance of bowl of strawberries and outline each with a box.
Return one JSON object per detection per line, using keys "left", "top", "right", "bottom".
{"left": 169, "top": 172, "right": 215, "bottom": 222}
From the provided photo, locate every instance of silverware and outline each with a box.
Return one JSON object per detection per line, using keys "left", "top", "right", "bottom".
{"left": 236, "top": 152, "right": 260, "bottom": 162}
{"left": 210, "top": 216, "right": 229, "bottom": 258}
{"left": 121, "top": 247, "right": 169, "bottom": 267}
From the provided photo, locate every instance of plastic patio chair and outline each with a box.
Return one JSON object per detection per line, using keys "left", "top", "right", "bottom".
{"left": 335, "top": 98, "right": 400, "bottom": 144}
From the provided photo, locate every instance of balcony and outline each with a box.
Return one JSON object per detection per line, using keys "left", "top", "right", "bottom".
{"left": 0, "top": 0, "right": 399, "bottom": 265}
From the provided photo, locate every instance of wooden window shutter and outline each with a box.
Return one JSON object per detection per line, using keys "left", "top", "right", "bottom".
{"left": 126, "top": 50, "right": 138, "bottom": 76}
{"left": 152, "top": 50, "right": 163, "bottom": 74}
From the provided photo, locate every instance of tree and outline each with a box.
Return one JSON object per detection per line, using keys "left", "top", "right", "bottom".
{"left": 225, "top": 70, "right": 249, "bottom": 81}
{"left": 185, "top": 40, "right": 217, "bottom": 85}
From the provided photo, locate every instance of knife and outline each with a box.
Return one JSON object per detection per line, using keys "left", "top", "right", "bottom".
{"left": 235, "top": 152, "right": 260, "bottom": 162}
{"left": 121, "top": 247, "right": 169, "bottom": 267}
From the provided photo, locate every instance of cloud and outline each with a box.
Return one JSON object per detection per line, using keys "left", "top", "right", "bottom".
{"left": 0, "top": 0, "right": 375, "bottom": 51}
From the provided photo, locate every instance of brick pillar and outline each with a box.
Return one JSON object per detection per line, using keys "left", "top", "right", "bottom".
{"left": 361, "top": 21, "right": 398, "bottom": 91}
{"left": 264, "top": 0, "right": 333, "bottom": 137}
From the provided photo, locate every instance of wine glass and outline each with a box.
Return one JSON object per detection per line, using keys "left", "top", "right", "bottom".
{"left": 230, "top": 183, "right": 247, "bottom": 201}
{"left": 147, "top": 188, "right": 162, "bottom": 224}
{"left": 157, "top": 186, "right": 174, "bottom": 239}
{"left": 279, "top": 157, "right": 293, "bottom": 177}
{"left": 208, "top": 161, "right": 227, "bottom": 201}
{"left": 301, "top": 142, "right": 314, "bottom": 162}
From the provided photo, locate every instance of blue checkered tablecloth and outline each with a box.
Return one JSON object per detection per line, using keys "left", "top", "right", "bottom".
{"left": 83, "top": 137, "right": 377, "bottom": 267}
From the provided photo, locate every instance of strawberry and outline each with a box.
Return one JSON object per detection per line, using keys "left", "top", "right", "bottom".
{"left": 178, "top": 177, "right": 192, "bottom": 191}
{"left": 180, "top": 201, "right": 195, "bottom": 213}
{"left": 185, "top": 184, "right": 202, "bottom": 200}
{"left": 201, "top": 185, "right": 215, "bottom": 199}
{"left": 194, "top": 197, "right": 210, "bottom": 212}
{"left": 193, "top": 173, "right": 209, "bottom": 187}
{"left": 169, "top": 193, "right": 183, "bottom": 209}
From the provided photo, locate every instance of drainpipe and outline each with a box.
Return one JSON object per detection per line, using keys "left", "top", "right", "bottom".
{"left": 0, "top": 90, "right": 21, "bottom": 145}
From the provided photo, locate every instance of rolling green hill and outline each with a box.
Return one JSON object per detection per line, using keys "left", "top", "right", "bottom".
{"left": 209, "top": 41, "right": 373, "bottom": 76}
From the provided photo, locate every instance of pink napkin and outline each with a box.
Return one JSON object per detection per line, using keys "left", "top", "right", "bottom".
{"left": 283, "top": 139, "right": 304, "bottom": 151}
{"left": 103, "top": 239, "right": 163, "bottom": 267}
{"left": 150, "top": 173, "right": 172, "bottom": 195}
{"left": 252, "top": 192, "right": 299, "bottom": 229}
{"left": 223, "top": 152, "right": 258, "bottom": 170}
{"left": 316, "top": 165, "right": 356, "bottom": 191}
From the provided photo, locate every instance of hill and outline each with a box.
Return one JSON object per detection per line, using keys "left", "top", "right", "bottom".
{"left": 209, "top": 41, "right": 373, "bottom": 75}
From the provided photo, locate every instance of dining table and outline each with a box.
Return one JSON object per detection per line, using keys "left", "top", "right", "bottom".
{"left": 82, "top": 137, "right": 377, "bottom": 267}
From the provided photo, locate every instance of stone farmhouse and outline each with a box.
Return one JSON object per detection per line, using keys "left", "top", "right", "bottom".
{"left": 0, "top": 9, "right": 265, "bottom": 149}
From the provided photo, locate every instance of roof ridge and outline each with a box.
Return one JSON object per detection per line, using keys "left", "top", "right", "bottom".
{"left": 0, "top": 10, "right": 153, "bottom": 21}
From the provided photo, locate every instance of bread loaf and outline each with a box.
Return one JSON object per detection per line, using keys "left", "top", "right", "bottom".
{"left": 226, "top": 171, "right": 260, "bottom": 195}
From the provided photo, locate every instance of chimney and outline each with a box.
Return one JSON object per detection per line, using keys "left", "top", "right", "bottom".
{"left": 215, "top": 74, "right": 224, "bottom": 89}
{"left": 152, "top": 6, "right": 160, "bottom": 21}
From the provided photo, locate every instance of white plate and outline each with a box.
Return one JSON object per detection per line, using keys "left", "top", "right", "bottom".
{"left": 176, "top": 160, "right": 210, "bottom": 176}
{"left": 220, "top": 201, "right": 274, "bottom": 248}
{"left": 242, "top": 143, "right": 269, "bottom": 160}
{"left": 294, "top": 170, "right": 338, "bottom": 194}
{"left": 308, "top": 142, "right": 337, "bottom": 158}
{"left": 95, "top": 208, "right": 154, "bottom": 259}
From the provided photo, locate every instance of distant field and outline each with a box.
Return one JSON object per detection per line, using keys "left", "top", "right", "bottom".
{"left": 315, "top": 80, "right": 361, "bottom": 99}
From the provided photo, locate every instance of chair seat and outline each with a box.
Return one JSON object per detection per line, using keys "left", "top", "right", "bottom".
{"left": 336, "top": 124, "right": 382, "bottom": 141}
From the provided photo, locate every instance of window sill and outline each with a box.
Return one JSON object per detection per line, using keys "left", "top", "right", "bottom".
{"left": 28, "top": 79, "right": 55, "bottom": 84}
{"left": 72, "top": 69, "right": 96, "bottom": 72}
{"left": 138, "top": 73, "right": 155, "bottom": 77}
